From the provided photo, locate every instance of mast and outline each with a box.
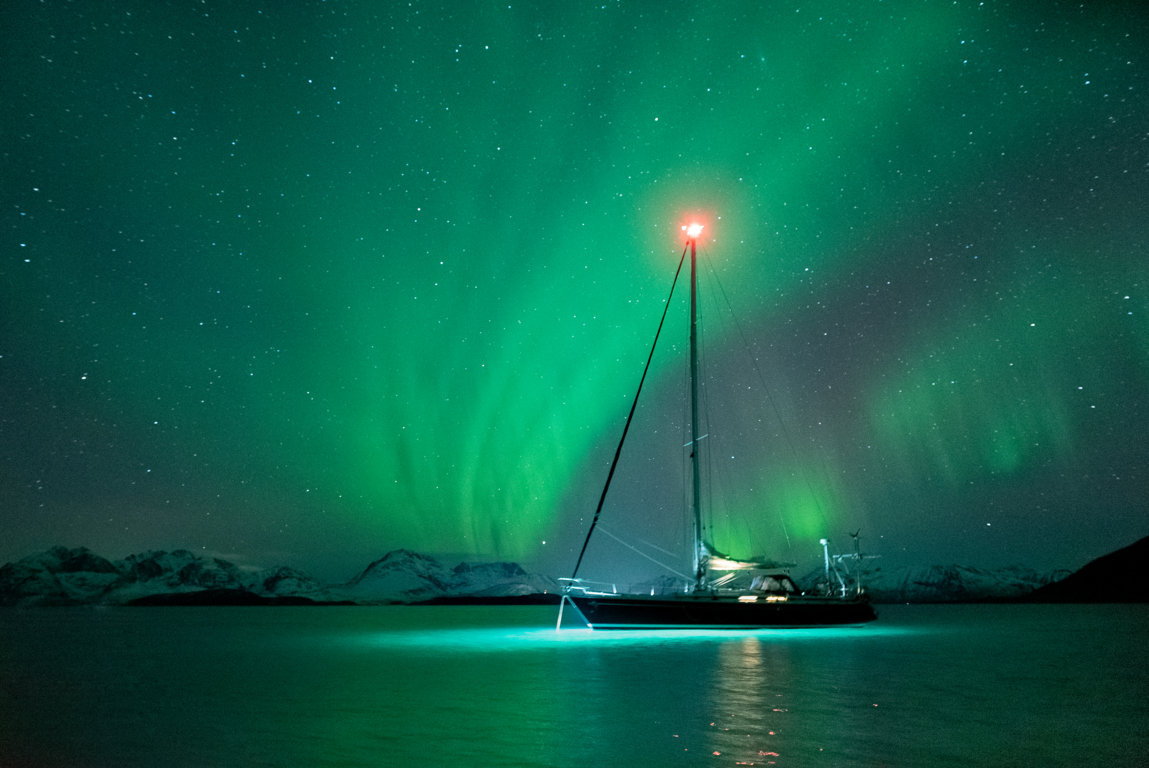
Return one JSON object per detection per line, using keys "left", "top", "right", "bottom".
{"left": 686, "top": 225, "right": 705, "bottom": 590}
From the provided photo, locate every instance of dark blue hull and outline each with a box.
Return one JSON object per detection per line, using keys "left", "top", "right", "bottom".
{"left": 567, "top": 592, "right": 876, "bottom": 629}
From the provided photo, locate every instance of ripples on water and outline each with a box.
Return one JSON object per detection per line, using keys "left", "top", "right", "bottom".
{"left": 1, "top": 604, "right": 1145, "bottom": 766}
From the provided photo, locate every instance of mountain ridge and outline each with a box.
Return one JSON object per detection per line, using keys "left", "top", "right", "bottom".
{"left": 1, "top": 537, "right": 1144, "bottom": 607}
{"left": 0, "top": 545, "right": 560, "bottom": 607}
{"left": 1027, "top": 534, "right": 1147, "bottom": 603}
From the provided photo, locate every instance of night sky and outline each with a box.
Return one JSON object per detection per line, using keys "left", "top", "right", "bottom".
{"left": 3, "top": 1, "right": 1146, "bottom": 582}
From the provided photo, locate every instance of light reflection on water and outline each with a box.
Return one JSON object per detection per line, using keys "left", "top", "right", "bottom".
{"left": 1, "top": 604, "right": 1145, "bottom": 767}
{"left": 346, "top": 605, "right": 909, "bottom": 654}
{"left": 311, "top": 607, "right": 987, "bottom": 766}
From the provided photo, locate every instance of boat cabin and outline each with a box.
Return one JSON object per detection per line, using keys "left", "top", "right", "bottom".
{"left": 749, "top": 573, "right": 798, "bottom": 595}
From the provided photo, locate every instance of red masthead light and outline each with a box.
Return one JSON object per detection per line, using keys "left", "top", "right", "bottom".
{"left": 682, "top": 222, "right": 704, "bottom": 239}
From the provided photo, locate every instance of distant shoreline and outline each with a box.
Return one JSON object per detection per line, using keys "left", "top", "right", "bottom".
{"left": 109, "top": 591, "right": 1145, "bottom": 607}
{"left": 124, "top": 589, "right": 563, "bottom": 607}
{"left": 126, "top": 590, "right": 356, "bottom": 607}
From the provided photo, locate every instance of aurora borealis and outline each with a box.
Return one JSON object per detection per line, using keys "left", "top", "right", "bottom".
{"left": 2, "top": 1, "right": 1146, "bottom": 580}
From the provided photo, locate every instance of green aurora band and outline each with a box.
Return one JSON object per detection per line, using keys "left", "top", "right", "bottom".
{"left": 2, "top": 1, "right": 1145, "bottom": 577}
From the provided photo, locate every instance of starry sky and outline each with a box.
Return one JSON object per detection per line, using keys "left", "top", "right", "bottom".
{"left": 2, "top": 1, "right": 1146, "bottom": 582}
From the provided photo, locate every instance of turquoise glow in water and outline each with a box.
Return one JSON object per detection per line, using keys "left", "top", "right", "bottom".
{"left": 361, "top": 623, "right": 908, "bottom": 653}
{"left": 1, "top": 605, "right": 1145, "bottom": 766}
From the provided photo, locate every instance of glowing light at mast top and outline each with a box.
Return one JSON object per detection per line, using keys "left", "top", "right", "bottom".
{"left": 682, "top": 222, "right": 704, "bottom": 239}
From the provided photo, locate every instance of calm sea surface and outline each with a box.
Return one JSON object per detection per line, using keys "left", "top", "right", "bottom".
{"left": 1, "top": 603, "right": 1145, "bottom": 767}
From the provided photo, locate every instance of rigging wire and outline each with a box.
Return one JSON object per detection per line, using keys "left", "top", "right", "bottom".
{"left": 694, "top": 245, "right": 761, "bottom": 556}
{"left": 696, "top": 255, "right": 757, "bottom": 554}
{"left": 596, "top": 527, "right": 692, "bottom": 582}
{"left": 569, "top": 243, "right": 690, "bottom": 581}
{"left": 705, "top": 263, "right": 852, "bottom": 549}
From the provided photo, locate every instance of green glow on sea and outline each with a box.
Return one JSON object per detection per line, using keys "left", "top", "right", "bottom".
{"left": 338, "top": 607, "right": 906, "bottom": 653}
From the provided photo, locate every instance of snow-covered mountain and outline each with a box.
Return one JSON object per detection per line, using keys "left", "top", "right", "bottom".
{"left": 3, "top": 542, "right": 1136, "bottom": 607}
{"left": 342, "top": 549, "right": 452, "bottom": 601}
{"left": 0, "top": 546, "right": 335, "bottom": 607}
{"left": 856, "top": 563, "right": 1061, "bottom": 603}
{"left": 0, "top": 546, "right": 124, "bottom": 606}
{"left": 339, "top": 549, "right": 560, "bottom": 603}
{"left": 0, "top": 546, "right": 561, "bottom": 606}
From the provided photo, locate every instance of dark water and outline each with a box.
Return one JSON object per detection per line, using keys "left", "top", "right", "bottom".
{"left": 1, "top": 604, "right": 1145, "bottom": 767}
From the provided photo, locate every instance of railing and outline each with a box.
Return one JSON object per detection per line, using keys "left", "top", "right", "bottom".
{"left": 558, "top": 577, "right": 618, "bottom": 596}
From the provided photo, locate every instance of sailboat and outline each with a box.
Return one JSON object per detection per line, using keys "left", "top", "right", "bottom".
{"left": 558, "top": 223, "right": 876, "bottom": 630}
